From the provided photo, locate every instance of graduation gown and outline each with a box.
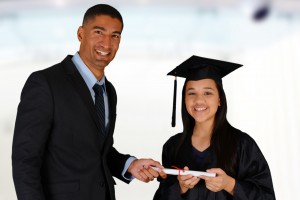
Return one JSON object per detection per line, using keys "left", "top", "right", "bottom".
{"left": 153, "top": 128, "right": 275, "bottom": 200}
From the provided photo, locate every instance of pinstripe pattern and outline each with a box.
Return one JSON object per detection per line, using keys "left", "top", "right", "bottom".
{"left": 93, "top": 83, "right": 106, "bottom": 137}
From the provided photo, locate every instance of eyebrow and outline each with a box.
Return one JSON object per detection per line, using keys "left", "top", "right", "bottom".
{"left": 92, "top": 26, "right": 121, "bottom": 35}
{"left": 203, "top": 87, "right": 214, "bottom": 90}
{"left": 186, "top": 87, "right": 214, "bottom": 91}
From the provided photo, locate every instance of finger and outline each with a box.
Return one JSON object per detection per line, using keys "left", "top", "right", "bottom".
{"left": 146, "top": 166, "right": 160, "bottom": 177}
{"left": 206, "top": 180, "right": 222, "bottom": 192}
{"left": 159, "top": 171, "right": 167, "bottom": 179}
{"left": 178, "top": 174, "right": 193, "bottom": 182}
{"left": 184, "top": 177, "right": 200, "bottom": 189}
{"left": 151, "top": 160, "right": 164, "bottom": 168}
{"left": 187, "top": 176, "right": 200, "bottom": 186}
{"left": 141, "top": 159, "right": 164, "bottom": 169}
{"left": 141, "top": 167, "right": 156, "bottom": 179}
{"left": 200, "top": 175, "right": 211, "bottom": 181}
{"left": 181, "top": 176, "right": 198, "bottom": 188}
{"left": 139, "top": 170, "right": 151, "bottom": 182}
{"left": 205, "top": 181, "right": 217, "bottom": 192}
{"left": 190, "top": 177, "right": 201, "bottom": 185}
{"left": 207, "top": 168, "right": 224, "bottom": 175}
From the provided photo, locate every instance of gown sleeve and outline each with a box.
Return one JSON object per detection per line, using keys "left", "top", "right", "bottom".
{"left": 153, "top": 134, "right": 187, "bottom": 200}
{"left": 233, "top": 133, "right": 276, "bottom": 199}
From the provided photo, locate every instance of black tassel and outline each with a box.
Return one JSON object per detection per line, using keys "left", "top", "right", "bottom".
{"left": 171, "top": 77, "right": 177, "bottom": 127}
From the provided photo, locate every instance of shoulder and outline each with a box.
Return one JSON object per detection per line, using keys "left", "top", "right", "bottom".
{"left": 28, "top": 56, "right": 72, "bottom": 80}
{"left": 105, "top": 78, "right": 117, "bottom": 100}
{"left": 41, "top": 55, "right": 73, "bottom": 76}
{"left": 163, "top": 132, "right": 183, "bottom": 149}
{"left": 233, "top": 128, "right": 258, "bottom": 146}
{"left": 231, "top": 127, "right": 262, "bottom": 155}
{"left": 105, "top": 78, "right": 116, "bottom": 92}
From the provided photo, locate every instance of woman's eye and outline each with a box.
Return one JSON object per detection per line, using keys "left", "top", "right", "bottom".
{"left": 187, "top": 92, "right": 195, "bottom": 96}
{"left": 204, "top": 92, "right": 212, "bottom": 95}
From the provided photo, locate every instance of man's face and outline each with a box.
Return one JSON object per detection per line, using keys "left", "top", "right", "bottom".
{"left": 77, "top": 15, "right": 122, "bottom": 71}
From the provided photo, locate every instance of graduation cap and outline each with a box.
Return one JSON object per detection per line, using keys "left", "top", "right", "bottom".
{"left": 168, "top": 55, "right": 242, "bottom": 127}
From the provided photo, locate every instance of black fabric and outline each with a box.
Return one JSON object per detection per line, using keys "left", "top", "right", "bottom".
{"left": 167, "top": 55, "right": 242, "bottom": 127}
{"left": 153, "top": 128, "right": 276, "bottom": 200}
{"left": 12, "top": 55, "right": 132, "bottom": 200}
{"left": 167, "top": 55, "right": 242, "bottom": 83}
{"left": 93, "top": 84, "right": 106, "bottom": 137}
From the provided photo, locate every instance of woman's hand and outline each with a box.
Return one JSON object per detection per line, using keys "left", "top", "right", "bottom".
{"left": 200, "top": 168, "right": 235, "bottom": 195}
{"left": 177, "top": 166, "right": 201, "bottom": 194}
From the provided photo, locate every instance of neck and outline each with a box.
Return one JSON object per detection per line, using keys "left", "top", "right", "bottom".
{"left": 193, "top": 120, "right": 214, "bottom": 138}
{"left": 78, "top": 52, "right": 105, "bottom": 80}
{"left": 93, "top": 70, "right": 104, "bottom": 81}
{"left": 192, "top": 122, "right": 214, "bottom": 152}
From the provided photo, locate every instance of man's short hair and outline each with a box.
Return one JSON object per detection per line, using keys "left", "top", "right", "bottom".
{"left": 82, "top": 4, "right": 123, "bottom": 30}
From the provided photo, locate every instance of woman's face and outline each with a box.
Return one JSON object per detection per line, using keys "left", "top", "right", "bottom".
{"left": 185, "top": 79, "right": 220, "bottom": 124}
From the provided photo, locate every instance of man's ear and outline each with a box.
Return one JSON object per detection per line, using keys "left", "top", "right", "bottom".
{"left": 77, "top": 26, "right": 83, "bottom": 41}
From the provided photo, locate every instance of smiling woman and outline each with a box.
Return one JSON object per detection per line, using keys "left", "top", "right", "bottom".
{"left": 185, "top": 79, "right": 221, "bottom": 126}
{"left": 154, "top": 55, "right": 276, "bottom": 199}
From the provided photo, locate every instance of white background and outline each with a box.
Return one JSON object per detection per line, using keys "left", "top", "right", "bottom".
{"left": 0, "top": 0, "right": 299, "bottom": 199}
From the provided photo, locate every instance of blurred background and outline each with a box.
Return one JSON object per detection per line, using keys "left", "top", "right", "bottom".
{"left": 1, "top": 0, "right": 299, "bottom": 199}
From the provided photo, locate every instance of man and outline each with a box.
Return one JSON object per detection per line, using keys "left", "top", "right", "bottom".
{"left": 12, "top": 4, "right": 165, "bottom": 200}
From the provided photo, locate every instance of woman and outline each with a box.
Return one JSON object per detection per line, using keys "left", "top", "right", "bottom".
{"left": 154, "top": 55, "right": 275, "bottom": 199}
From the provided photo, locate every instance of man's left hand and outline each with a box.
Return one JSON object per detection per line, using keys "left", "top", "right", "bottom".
{"left": 128, "top": 158, "right": 166, "bottom": 182}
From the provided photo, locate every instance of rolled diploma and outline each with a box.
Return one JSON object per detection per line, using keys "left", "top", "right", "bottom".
{"left": 151, "top": 167, "right": 216, "bottom": 177}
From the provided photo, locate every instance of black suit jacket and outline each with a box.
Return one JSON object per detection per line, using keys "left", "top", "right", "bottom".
{"left": 12, "top": 55, "right": 131, "bottom": 200}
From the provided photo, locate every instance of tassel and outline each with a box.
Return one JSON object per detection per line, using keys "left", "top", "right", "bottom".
{"left": 171, "top": 76, "right": 177, "bottom": 127}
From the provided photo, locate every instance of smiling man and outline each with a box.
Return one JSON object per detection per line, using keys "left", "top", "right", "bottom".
{"left": 12, "top": 4, "right": 165, "bottom": 200}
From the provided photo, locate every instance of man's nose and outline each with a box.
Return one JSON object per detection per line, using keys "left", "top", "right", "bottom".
{"left": 100, "top": 35, "right": 111, "bottom": 48}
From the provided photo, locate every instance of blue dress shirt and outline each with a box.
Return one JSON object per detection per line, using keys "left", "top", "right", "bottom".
{"left": 72, "top": 52, "right": 135, "bottom": 180}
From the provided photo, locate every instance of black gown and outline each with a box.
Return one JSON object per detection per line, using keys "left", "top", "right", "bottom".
{"left": 154, "top": 128, "right": 275, "bottom": 200}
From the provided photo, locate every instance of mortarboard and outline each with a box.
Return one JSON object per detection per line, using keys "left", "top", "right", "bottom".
{"left": 168, "top": 55, "right": 242, "bottom": 127}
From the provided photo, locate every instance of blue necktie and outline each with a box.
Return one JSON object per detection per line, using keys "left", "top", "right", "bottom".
{"left": 93, "top": 84, "right": 106, "bottom": 137}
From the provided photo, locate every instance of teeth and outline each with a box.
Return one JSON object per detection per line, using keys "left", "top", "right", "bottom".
{"left": 195, "top": 107, "right": 206, "bottom": 111}
{"left": 96, "top": 50, "right": 109, "bottom": 56}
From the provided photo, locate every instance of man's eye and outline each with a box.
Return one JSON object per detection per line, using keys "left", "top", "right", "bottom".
{"left": 112, "top": 34, "right": 120, "bottom": 39}
{"left": 95, "top": 30, "right": 102, "bottom": 34}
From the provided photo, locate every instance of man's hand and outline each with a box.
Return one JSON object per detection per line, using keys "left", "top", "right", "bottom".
{"left": 128, "top": 158, "right": 167, "bottom": 182}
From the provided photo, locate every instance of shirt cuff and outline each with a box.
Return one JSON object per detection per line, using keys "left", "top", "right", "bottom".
{"left": 122, "top": 156, "right": 137, "bottom": 181}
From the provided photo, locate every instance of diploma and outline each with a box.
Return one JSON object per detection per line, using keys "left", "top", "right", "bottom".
{"left": 151, "top": 167, "right": 216, "bottom": 177}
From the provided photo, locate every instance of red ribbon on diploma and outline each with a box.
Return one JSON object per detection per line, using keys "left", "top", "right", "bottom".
{"left": 171, "top": 166, "right": 185, "bottom": 175}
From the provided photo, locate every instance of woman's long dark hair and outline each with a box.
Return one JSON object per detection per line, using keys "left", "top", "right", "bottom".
{"left": 176, "top": 79, "right": 238, "bottom": 177}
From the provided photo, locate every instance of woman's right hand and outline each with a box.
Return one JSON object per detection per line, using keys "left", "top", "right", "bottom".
{"left": 177, "top": 166, "right": 201, "bottom": 194}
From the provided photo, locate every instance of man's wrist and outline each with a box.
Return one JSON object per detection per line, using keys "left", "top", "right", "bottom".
{"left": 122, "top": 157, "right": 137, "bottom": 180}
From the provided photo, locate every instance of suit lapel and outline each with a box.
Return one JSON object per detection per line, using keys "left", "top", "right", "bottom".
{"left": 61, "top": 55, "right": 102, "bottom": 133}
{"left": 105, "top": 80, "right": 116, "bottom": 138}
{"left": 101, "top": 79, "right": 117, "bottom": 154}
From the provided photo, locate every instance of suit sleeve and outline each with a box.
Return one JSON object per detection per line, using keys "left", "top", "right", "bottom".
{"left": 12, "top": 72, "right": 53, "bottom": 200}
{"left": 104, "top": 81, "right": 132, "bottom": 183}
{"left": 233, "top": 134, "right": 276, "bottom": 199}
{"left": 106, "top": 146, "right": 131, "bottom": 181}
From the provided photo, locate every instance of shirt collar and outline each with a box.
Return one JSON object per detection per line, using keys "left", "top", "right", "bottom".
{"left": 72, "top": 52, "right": 106, "bottom": 92}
